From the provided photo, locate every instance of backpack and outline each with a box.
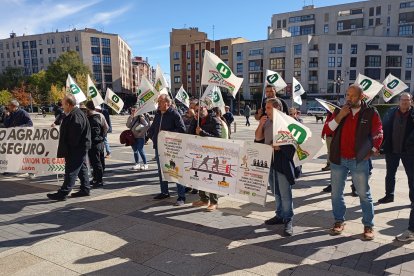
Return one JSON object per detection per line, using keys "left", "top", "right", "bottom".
{"left": 88, "top": 114, "right": 104, "bottom": 144}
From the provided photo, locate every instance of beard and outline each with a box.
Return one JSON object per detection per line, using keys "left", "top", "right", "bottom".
{"left": 346, "top": 100, "right": 361, "bottom": 108}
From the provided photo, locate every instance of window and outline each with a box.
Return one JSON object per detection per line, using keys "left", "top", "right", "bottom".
{"left": 328, "top": 57, "right": 335, "bottom": 67}
{"left": 102, "top": 47, "right": 110, "bottom": 55}
{"left": 66, "top": 36, "right": 69, "bottom": 43}
{"left": 408, "top": 45, "right": 413, "bottom": 54}
{"left": 294, "top": 71, "right": 301, "bottom": 81}
{"left": 173, "top": 64, "right": 180, "bottom": 72}
{"left": 349, "top": 70, "right": 357, "bottom": 80}
{"left": 101, "top": 38, "right": 110, "bottom": 47}
{"left": 62, "top": 47, "right": 65, "bottom": 52}
{"left": 52, "top": 48, "right": 56, "bottom": 54}
{"left": 337, "top": 57, "right": 342, "bottom": 67}
{"left": 294, "top": 58, "right": 301, "bottom": 68}
{"left": 309, "top": 57, "right": 318, "bottom": 68}
{"left": 366, "top": 44, "right": 380, "bottom": 50}
{"left": 248, "top": 59, "right": 262, "bottom": 71}
{"left": 386, "top": 56, "right": 402, "bottom": 67}
{"left": 47, "top": 48, "right": 51, "bottom": 54}
{"left": 187, "top": 63, "right": 191, "bottom": 71}
{"left": 76, "top": 46, "right": 79, "bottom": 51}
{"left": 376, "top": 6, "right": 381, "bottom": 15}
{"left": 249, "top": 73, "right": 262, "bottom": 84}
{"left": 351, "top": 44, "right": 358, "bottom": 54}
{"left": 369, "top": 19, "right": 374, "bottom": 26}
{"left": 277, "top": 20, "right": 281, "bottom": 28}
{"left": 337, "top": 22, "right": 344, "bottom": 31}
{"left": 249, "top": 49, "right": 263, "bottom": 56}
{"left": 407, "top": 58, "right": 413, "bottom": 68}
{"left": 75, "top": 36, "right": 78, "bottom": 42}
{"left": 93, "top": 65, "right": 101, "bottom": 72}
{"left": 387, "top": 44, "right": 400, "bottom": 51}
{"left": 387, "top": 17, "right": 391, "bottom": 27}
{"left": 270, "top": 46, "right": 285, "bottom": 53}
{"left": 195, "top": 50, "right": 199, "bottom": 58}
{"left": 324, "top": 24, "right": 329, "bottom": 33}
{"left": 294, "top": 44, "right": 302, "bottom": 55}
{"left": 385, "top": 68, "right": 401, "bottom": 78}
{"left": 365, "top": 56, "right": 381, "bottom": 67}
{"left": 399, "top": 25, "right": 413, "bottom": 36}
{"left": 173, "top": 52, "right": 180, "bottom": 60}
{"left": 282, "top": 19, "right": 286, "bottom": 28}
{"left": 375, "top": 18, "right": 381, "bottom": 25}
{"left": 22, "top": 41, "right": 29, "bottom": 49}
{"left": 369, "top": 7, "right": 374, "bottom": 16}
{"left": 91, "top": 37, "right": 100, "bottom": 46}
{"left": 196, "top": 62, "right": 200, "bottom": 70}
{"left": 92, "top": 55, "right": 101, "bottom": 64}
{"left": 301, "top": 25, "right": 314, "bottom": 35}
{"left": 328, "top": 43, "right": 336, "bottom": 54}
{"left": 31, "top": 49, "right": 37, "bottom": 57}
{"left": 211, "top": 48, "right": 214, "bottom": 53}
{"left": 337, "top": 44, "right": 343, "bottom": 54}
{"left": 328, "top": 70, "right": 335, "bottom": 80}
{"left": 174, "top": 76, "right": 180, "bottom": 83}
{"left": 187, "top": 75, "right": 191, "bottom": 83}
{"left": 91, "top": 47, "right": 100, "bottom": 54}
{"left": 288, "top": 26, "right": 300, "bottom": 36}
{"left": 221, "top": 46, "right": 228, "bottom": 55}
{"left": 30, "top": 40, "right": 36, "bottom": 48}
{"left": 186, "top": 51, "right": 191, "bottom": 59}
{"left": 102, "top": 56, "right": 111, "bottom": 65}
{"left": 270, "top": 58, "right": 285, "bottom": 70}
{"left": 400, "top": 2, "right": 414, "bottom": 9}
{"left": 406, "top": 70, "right": 412, "bottom": 80}
{"left": 236, "top": 63, "right": 243, "bottom": 73}
{"left": 196, "top": 75, "right": 200, "bottom": 82}
{"left": 236, "top": 51, "right": 243, "bottom": 61}
{"left": 61, "top": 37, "right": 64, "bottom": 44}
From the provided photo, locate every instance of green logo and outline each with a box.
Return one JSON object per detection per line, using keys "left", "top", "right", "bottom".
{"left": 70, "top": 84, "right": 80, "bottom": 94}
{"left": 387, "top": 79, "right": 399, "bottom": 89}
{"left": 359, "top": 79, "right": 372, "bottom": 91}
{"left": 294, "top": 84, "right": 301, "bottom": 93}
{"left": 287, "top": 124, "right": 307, "bottom": 144}
{"left": 111, "top": 95, "right": 119, "bottom": 103}
{"left": 216, "top": 63, "right": 231, "bottom": 79}
{"left": 182, "top": 92, "right": 188, "bottom": 100}
{"left": 267, "top": 73, "right": 279, "bottom": 84}
{"left": 89, "top": 86, "right": 98, "bottom": 97}
{"left": 137, "top": 89, "right": 142, "bottom": 96}
{"left": 384, "top": 90, "right": 392, "bottom": 98}
{"left": 212, "top": 91, "right": 220, "bottom": 103}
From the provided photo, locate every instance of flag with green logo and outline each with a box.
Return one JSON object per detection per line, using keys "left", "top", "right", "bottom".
{"left": 135, "top": 76, "right": 159, "bottom": 116}
{"left": 201, "top": 50, "right": 243, "bottom": 98}
{"left": 175, "top": 85, "right": 190, "bottom": 108}
{"left": 200, "top": 85, "right": 226, "bottom": 114}
{"left": 382, "top": 73, "right": 408, "bottom": 102}
{"left": 154, "top": 65, "right": 169, "bottom": 92}
{"left": 87, "top": 74, "right": 104, "bottom": 107}
{"left": 104, "top": 88, "right": 124, "bottom": 114}
{"left": 273, "top": 109, "right": 322, "bottom": 165}
{"left": 315, "top": 98, "right": 340, "bottom": 113}
{"left": 354, "top": 73, "right": 383, "bottom": 102}
{"left": 265, "top": 70, "right": 287, "bottom": 92}
{"left": 292, "top": 77, "right": 305, "bottom": 105}
{"left": 66, "top": 74, "right": 87, "bottom": 104}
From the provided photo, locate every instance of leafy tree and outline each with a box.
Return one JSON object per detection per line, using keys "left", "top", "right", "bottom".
{"left": 75, "top": 73, "right": 88, "bottom": 96}
{"left": 28, "top": 70, "right": 49, "bottom": 105}
{"left": 12, "top": 84, "right": 31, "bottom": 106}
{"left": 49, "top": 84, "right": 66, "bottom": 104}
{"left": 45, "top": 51, "right": 91, "bottom": 88}
{"left": 0, "top": 67, "right": 26, "bottom": 90}
{"left": 0, "top": 89, "right": 13, "bottom": 105}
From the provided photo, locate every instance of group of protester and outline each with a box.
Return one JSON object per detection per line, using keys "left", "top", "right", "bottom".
{"left": 2, "top": 82, "right": 414, "bottom": 243}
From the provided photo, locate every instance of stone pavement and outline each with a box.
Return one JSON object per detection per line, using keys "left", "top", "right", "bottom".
{"left": 0, "top": 115, "right": 414, "bottom": 275}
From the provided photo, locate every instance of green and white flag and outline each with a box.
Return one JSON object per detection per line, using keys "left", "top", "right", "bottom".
{"left": 136, "top": 76, "right": 159, "bottom": 116}
{"left": 66, "top": 74, "right": 87, "bottom": 104}
{"left": 292, "top": 77, "right": 305, "bottom": 105}
{"left": 87, "top": 74, "right": 104, "bottom": 107}
{"left": 272, "top": 109, "right": 322, "bottom": 165}
{"left": 200, "top": 85, "right": 226, "bottom": 114}
{"left": 154, "top": 64, "right": 169, "bottom": 92}
{"left": 382, "top": 73, "right": 408, "bottom": 102}
{"left": 201, "top": 50, "right": 243, "bottom": 98}
{"left": 175, "top": 85, "right": 190, "bottom": 108}
{"left": 104, "top": 88, "right": 124, "bottom": 114}
{"left": 354, "top": 73, "right": 383, "bottom": 102}
{"left": 315, "top": 98, "right": 340, "bottom": 113}
{"left": 265, "top": 70, "right": 287, "bottom": 92}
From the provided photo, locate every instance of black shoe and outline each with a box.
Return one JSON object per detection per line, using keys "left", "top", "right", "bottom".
{"left": 47, "top": 192, "right": 67, "bottom": 201}
{"left": 284, "top": 220, "right": 293, "bottom": 236}
{"left": 191, "top": 189, "right": 199, "bottom": 194}
{"left": 265, "top": 216, "right": 284, "bottom": 225}
{"left": 71, "top": 190, "right": 90, "bottom": 198}
{"left": 378, "top": 195, "right": 394, "bottom": 204}
{"left": 351, "top": 185, "right": 358, "bottom": 197}
{"left": 321, "top": 165, "right": 331, "bottom": 171}
{"left": 185, "top": 187, "right": 192, "bottom": 193}
{"left": 92, "top": 182, "right": 104, "bottom": 189}
{"left": 322, "top": 185, "right": 332, "bottom": 193}
{"left": 153, "top": 193, "right": 170, "bottom": 200}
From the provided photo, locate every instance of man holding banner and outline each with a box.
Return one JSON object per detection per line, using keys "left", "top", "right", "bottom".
{"left": 47, "top": 94, "right": 91, "bottom": 201}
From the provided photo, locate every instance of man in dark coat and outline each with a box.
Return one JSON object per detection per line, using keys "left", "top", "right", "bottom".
{"left": 47, "top": 95, "right": 91, "bottom": 201}
{"left": 3, "top": 99, "right": 33, "bottom": 127}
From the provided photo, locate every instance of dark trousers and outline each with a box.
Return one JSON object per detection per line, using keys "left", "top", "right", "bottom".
{"left": 88, "top": 143, "right": 104, "bottom": 183}
{"left": 199, "top": 191, "right": 218, "bottom": 204}
{"left": 59, "top": 151, "right": 90, "bottom": 195}
{"left": 245, "top": 116, "right": 250, "bottom": 126}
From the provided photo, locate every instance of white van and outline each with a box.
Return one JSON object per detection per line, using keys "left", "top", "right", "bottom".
{"left": 306, "top": 107, "right": 327, "bottom": 116}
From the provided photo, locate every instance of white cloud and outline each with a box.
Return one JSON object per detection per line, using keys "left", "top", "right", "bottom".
{"left": 87, "top": 5, "right": 131, "bottom": 26}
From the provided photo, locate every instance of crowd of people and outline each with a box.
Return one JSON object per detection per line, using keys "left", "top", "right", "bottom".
{"left": 2, "top": 83, "right": 414, "bottom": 242}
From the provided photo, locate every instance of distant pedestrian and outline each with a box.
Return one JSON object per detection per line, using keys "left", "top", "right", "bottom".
{"left": 244, "top": 105, "right": 251, "bottom": 126}
{"left": 223, "top": 106, "right": 234, "bottom": 136}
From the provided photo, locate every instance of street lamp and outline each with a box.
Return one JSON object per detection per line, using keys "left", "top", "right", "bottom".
{"left": 333, "top": 75, "right": 344, "bottom": 103}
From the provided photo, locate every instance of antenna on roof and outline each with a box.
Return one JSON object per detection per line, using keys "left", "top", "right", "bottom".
{"left": 212, "top": 25, "right": 215, "bottom": 41}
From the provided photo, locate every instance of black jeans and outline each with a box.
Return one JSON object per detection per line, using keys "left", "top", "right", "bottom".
{"left": 59, "top": 151, "right": 90, "bottom": 195}
{"left": 385, "top": 153, "right": 414, "bottom": 231}
{"left": 88, "top": 143, "right": 104, "bottom": 183}
{"left": 245, "top": 116, "right": 250, "bottom": 126}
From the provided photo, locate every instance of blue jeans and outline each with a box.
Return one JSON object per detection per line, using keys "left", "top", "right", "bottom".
{"left": 131, "top": 138, "right": 147, "bottom": 164}
{"left": 155, "top": 148, "right": 185, "bottom": 199}
{"left": 274, "top": 171, "right": 294, "bottom": 221}
{"left": 331, "top": 158, "right": 374, "bottom": 227}
{"left": 104, "top": 136, "right": 111, "bottom": 155}
{"left": 176, "top": 184, "right": 186, "bottom": 201}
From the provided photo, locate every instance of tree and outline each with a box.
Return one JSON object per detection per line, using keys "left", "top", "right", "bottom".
{"left": 28, "top": 70, "right": 49, "bottom": 105}
{"left": 49, "top": 84, "right": 66, "bottom": 104}
{"left": 0, "top": 89, "right": 13, "bottom": 105}
{"left": 75, "top": 73, "right": 88, "bottom": 96}
{"left": 0, "top": 67, "right": 26, "bottom": 90}
{"left": 12, "top": 84, "right": 31, "bottom": 106}
{"left": 45, "top": 51, "right": 91, "bottom": 88}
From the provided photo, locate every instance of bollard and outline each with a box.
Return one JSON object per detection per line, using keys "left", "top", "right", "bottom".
{"left": 234, "top": 122, "right": 236, "bottom": 133}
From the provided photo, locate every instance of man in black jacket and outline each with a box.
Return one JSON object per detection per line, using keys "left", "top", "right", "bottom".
{"left": 3, "top": 99, "right": 33, "bottom": 127}
{"left": 47, "top": 95, "right": 91, "bottom": 201}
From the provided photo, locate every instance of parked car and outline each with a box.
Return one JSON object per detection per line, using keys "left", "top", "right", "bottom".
{"left": 306, "top": 107, "right": 327, "bottom": 116}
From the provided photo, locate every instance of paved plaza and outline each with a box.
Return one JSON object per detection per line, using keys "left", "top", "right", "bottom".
{"left": 0, "top": 114, "right": 414, "bottom": 276}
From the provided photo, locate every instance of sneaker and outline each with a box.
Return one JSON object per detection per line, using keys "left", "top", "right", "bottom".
{"left": 321, "top": 165, "right": 331, "bottom": 171}
{"left": 132, "top": 164, "right": 141, "bottom": 170}
{"left": 174, "top": 200, "right": 185, "bottom": 206}
{"left": 192, "top": 200, "right": 209, "bottom": 207}
{"left": 71, "top": 190, "right": 90, "bottom": 198}
{"left": 378, "top": 195, "right": 394, "bottom": 204}
{"left": 105, "top": 154, "right": 111, "bottom": 159}
{"left": 330, "top": 221, "right": 345, "bottom": 235}
{"left": 284, "top": 220, "right": 293, "bottom": 236}
{"left": 206, "top": 204, "right": 218, "bottom": 212}
{"left": 153, "top": 193, "right": 170, "bottom": 200}
{"left": 396, "top": 230, "right": 414, "bottom": 242}
{"left": 322, "top": 185, "right": 332, "bottom": 193}
{"left": 265, "top": 216, "right": 284, "bottom": 225}
{"left": 28, "top": 173, "right": 36, "bottom": 179}
{"left": 191, "top": 189, "right": 199, "bottom": 194}
{"left": 363, "top": 226, "right": 375, "bottom": 240}
{"left": 140, "top": 164, "right": 149, "bottom": 170}
{"left": 47, "top": 192, "right": 67, "bottom": 201}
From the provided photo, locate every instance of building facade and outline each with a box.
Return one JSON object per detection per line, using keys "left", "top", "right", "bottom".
{"left": 169, "top": 28, "right": 248, "bottom": 96}
{"left": 131, "top": 56, "right": 154, "bottom": 93}
{"left": 234, "top": 0, "right": 414, "bottom": 107}
{"left": 0, "top": 28, "right": 132, "bottom": 94}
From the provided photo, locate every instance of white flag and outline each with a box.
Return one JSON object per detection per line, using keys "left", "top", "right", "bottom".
{"left": 136, "top": 76, "right": 159, "bottom": 116}
{"left": 200, "top": 85, "right": 226, "bottom": 114}
{"left": 382, "top": 73, "right": 408, "bottom": 102}
{"left": 87, "top": 74, "right": 104, "bottom": 107}
{"left": 292, "top": 77, "right": 305, "bottom": 105}
{"left": 154, "top": 64, "right": 169, "bottom": 92}
{"left": 201, "top": 50, "right": 243, "bottom": 98}
{"left": 315, "top": 98, "right": 340, "bottom": 113}
{"left": 66, "top": 74, "right": 87, "bottom": 104}
{"left": 104, "top": 88, "right": 124, "bottom": 114}
{"left": 354, "top": 73, "right": 383, "bottom": 102}
{"left": 175, "top": 85, "right": 190, "bottom": 108}
{"left": 265, "top": 70, "right": 287, "bottom": 92}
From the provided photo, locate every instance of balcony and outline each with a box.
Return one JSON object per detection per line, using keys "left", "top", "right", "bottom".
{"left": 308, "top": 62, "right": 318, "bottom": 68}
{"left": 308, "top": 76, "right": 318, "bottom": 82}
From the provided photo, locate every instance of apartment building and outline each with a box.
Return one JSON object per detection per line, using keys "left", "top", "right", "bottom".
{"left": 131, "top": 56, "right": 154, "bottom": 92}
{"left": 0, "top": 28, "right": 132, "bottom": 94}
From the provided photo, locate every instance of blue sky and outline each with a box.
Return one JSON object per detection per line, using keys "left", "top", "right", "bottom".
{"left": 0, "top": 0, "right": 361, "bottom": 73}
